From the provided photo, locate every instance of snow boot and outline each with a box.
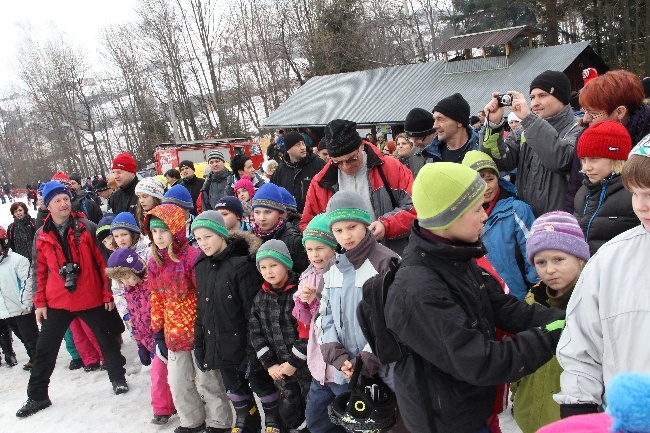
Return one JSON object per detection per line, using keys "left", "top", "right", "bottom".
{"left": 0, "top": 331, "right": 17, "bottom": 367}
{"left": 69, "top": 358, "right": 84, "bottom": 370}
{"left": 16, "top": 398, "right": 52, "bottom": 417}
{"left": 84, "top": 362, "right": 101, "bottom": 372}
{"left": 112, "top": 378, "right": 129, "bottom": 395}
{"left": 174, "top": 423, "right": 206, "bottom": 433}
{"left": 230, "top": 395, "right": 262, "bottom": 433}
{"left": 262, "top": 395, "right": 285, "bottom": 433}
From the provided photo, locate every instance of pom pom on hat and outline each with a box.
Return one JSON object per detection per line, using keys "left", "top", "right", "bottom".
{"left": 526, "top": 211, "right": 590, "bottom": 264}
{"left": 256, "top": 239, "right": 293, "bottom": 270}
{"left": 252, "top": 183, "right": 285, "bottom": 214}
{"left": 51, "top": 172, "right": 73, "bottom": 191}
{"left": 325, "top": 191, "right": 372, "bottom": 230}
{"left": 163, "top": 185, "right": 194, "bottom": 211}
{"left": 433, "top": 93, "right": 471, "bottom": 127}
{"left": 112, "top": 153, "right": 137, "bottom": 173}
{"left": 106, "top": 247, "right": 147, "bottom": 280}
{"left": 412, "top": 163, "right": 486, "bottom": 230}
{"left": 42, "top": 180, "right": 72, "bottom": 208}
{"left": 303, "top": 213, "right": 337, "bottom": 248}
{"left": 404, "top": 108, "right": 435, "bottom": 137}
{"left": 233, "top": 175, "right": 255, "bottom": 200}
{"left": 111, "top": 212, "right": 141, "bottom": 234}
{"left": 325, "top": 119, "right": 363, "bottom": 158}
{"left": 530, "top": 70, "right": 571, "bottom": 105}
{"left": 577, "top": 120, "right": 632, "bottom": 161}
{"left": 215, "top": 196, "right": 244, "bottom": 219}
{"left": 462, "top": 150, "right": 499, "bottom": 175}
{"left": 135, "top": 177, "right": 165, "bottom": 200}
{"left": 192, "top": 210, "right": 229, "bottom": 240}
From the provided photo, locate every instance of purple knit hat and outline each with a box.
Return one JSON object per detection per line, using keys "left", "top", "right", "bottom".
{"left": 526, "top": 211, "right": 590, "bottom": 264}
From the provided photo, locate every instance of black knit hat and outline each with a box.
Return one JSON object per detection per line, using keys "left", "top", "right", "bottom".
{"left": 469, "top": 115, "right": 480, "bottom": 125}
{"left": 404, "top": 108, "right": 435, "bottom": 137}
{"left": 325, "top": 119, "right": 362, "bottom": 157}
{"left": 433, "top": 93, "right": 470, "bottom": 127}
{"left": 178, "top": 160, "right": 195, "bottom": 172}
{"left": 530, "top": 70, "right": 571, "bottom": 105}
{"left": 643, "top": 77, "right": 650, "bottom": 99}
{"left": 284, "top": 131, "right": 304, "bottom": 150}
{"left": 317, "top": 137, "right": 329, "bottom": 151}
{"left": 69, "top": 172, "right": 82, "bottom": 185}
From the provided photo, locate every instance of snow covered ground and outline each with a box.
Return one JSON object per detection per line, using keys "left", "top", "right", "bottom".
{"left": 0, "top": 196, "right": 523, "bottom": 433}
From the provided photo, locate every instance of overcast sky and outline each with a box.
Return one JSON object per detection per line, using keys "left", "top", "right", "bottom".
{"left": 0, "top": 0, "right": 138, "bottom": 94}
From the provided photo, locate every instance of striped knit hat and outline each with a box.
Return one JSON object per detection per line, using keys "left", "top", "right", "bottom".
{"left": 97, "top": 214, "right": 116, "bottom": 243}
{"left": 252, "top": 183, "right": 285, "bottom": 214}
{"left": 51, "top": 172, "right": 73, "bottom": 191}
{"left": 413, "top": 162, "right": 486, "bottom": 230}
{"left": 135, "top": 177, "right": 165, "bottom": 199}
{"left": 163, "top": 185, "right": 194, "bottom": 211}
{"left": 111, "top": 212, "right": 141, "bottom": 234}
{"left": 279, "top": 187, "right": 298, "bottom": 213}
{"left": 462, "top": 150, "right": 499, "bottom": 175}
{"left": 256, "top": 239, "right": 293, "bottom": 270}
{"left": 526, "top": 211, "right": 590, "bottom": 264}
{"left": 325, "top": 191, "right": 372, "bottom": 229}
{"left": 192, "top": 210, "right": 229, "bottom": 240}
{"left": 207, "top": 149, "right": 225, "bottom": 162}
{"left": 302, "top": 213, "right": 337, "bottom": 248}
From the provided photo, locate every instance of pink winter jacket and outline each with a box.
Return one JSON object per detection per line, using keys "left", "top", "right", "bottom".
{"left": 292, "top": 264, "right": 337, "bottom": 385}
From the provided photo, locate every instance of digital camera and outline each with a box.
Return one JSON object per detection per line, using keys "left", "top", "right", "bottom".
{"left": 497, "top": 94, "right": 513, "bottom": 107}
{"left": 59, "top": 263, "right": 81, "bottom": 293}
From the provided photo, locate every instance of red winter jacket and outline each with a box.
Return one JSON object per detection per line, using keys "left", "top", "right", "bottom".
{"left": 34, "top": 213, "right": 111, "bottom": 311}
{"left": 300, "top": 143, "right": 416, "bottom": 253}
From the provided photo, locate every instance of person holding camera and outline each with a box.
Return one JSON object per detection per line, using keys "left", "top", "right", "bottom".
{"left": 480, "top": 70, "right": 583, "bottom": 216}
{"left": 16, "top": 181, "right": 128, "bottom": 418}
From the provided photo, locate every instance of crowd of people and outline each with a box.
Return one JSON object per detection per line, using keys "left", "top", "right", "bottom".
{"left": 1, "top": 68, "right": 650, "bottom": 433}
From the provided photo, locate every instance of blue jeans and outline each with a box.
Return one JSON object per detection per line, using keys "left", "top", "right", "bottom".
{"left": 305, "top": 378, "right": 348, "bottom": 433}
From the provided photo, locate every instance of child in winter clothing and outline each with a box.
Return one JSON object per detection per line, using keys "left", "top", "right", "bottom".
{"left": 144, "top": 204, "right": 232, "bottom": 433}
{"left": 0, "top": 226, "right": 38, "bottom": 370}
{"left": 192, "top": 211, "right": 277, "bottom": 433}
{"left": 233, "top": 175, "right": 255, "bottom": 222}
{"left": 462, "top": 150, "right": 539, "bottom": 299}
{"left": 512, "top": 211, "right": 590, "bottom": 433}
{"left": 291, "top": 214, "right": 344, "bottom": 433}
{"left": 251, "top": 183, "right": 309, "bottom": 274}
{"left": 250, "top": 239, "right": 310, "bottom": 432}
{"left": 135, "top": 177, "right": 165, "bottom": 231}
{"left": 214, "top": 196, "right": 251, "bottom": 232}
{"left": 554, "top": 137, "right": 650, "bottom": 418}
{"left": 7, "top": 201, "right": 36, "bottom": 262}
{"left": 574, "top": 120, "right": 638, "bottom": 255}
{"left": 97, "top": 214, "right": 117, "bottom": 252}
{"left": 163, "top": 185, "right": 197, "bottom": 247}
{"left": 106, "top": 247, "right": 175, "bottom": 424}
{"left": 318, "top": 191, "right": 399, "bottom": 389}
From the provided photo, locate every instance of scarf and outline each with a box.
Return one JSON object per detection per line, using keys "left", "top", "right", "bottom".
{"left": 252, "top": 218, "right": 285, "bottom": 240}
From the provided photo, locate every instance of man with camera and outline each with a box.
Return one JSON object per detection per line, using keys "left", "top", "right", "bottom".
{"left": 17, "top": 181, "right": 128, "bottom": 418}
{"left": 480, "top": 70, "right": 582, "bottom": 216}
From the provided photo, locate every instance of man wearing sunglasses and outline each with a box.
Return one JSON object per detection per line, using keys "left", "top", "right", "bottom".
{"left": 300, "top": 119, "right": 416, "bottom": 255}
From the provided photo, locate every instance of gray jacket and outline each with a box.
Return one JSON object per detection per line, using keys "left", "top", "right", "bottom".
{"left": 201, "top": 168, "right": 230, "bottom": 210}
{"left": 480, "top": 105, "right": 582, "bottom": 216}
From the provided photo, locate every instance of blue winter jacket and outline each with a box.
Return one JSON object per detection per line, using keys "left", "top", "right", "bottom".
{"left": 422, "top": 126, "right": 479, "bottom": 163}
{"left": 483, "top": 179, "right": 539, "bottom": 299}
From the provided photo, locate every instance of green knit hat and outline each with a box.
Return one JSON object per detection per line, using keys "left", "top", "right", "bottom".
{"left": 302, "top": 213, "right": 337, "bottom": 248}
{"left": 325, "top": 191, "right": 372, "bottom": 230}
{"left": 192, "top": 210, "right": 229, "bottom": 240}
{"left": 413, "top": 162, "right": 486, "bottom": 230}
{"left": 256, "top": 239, "right": 294, "bottom": 270}
{"left": 462, "top": 150, "right": 499, "bottom": 175}
{"left": 148, "top": 217, "right": 169, "bottom": 230}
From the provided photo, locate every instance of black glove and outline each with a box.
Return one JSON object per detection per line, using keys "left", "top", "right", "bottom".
{"left": 137, "top": 343, "right": 151, "bottom": 366}
{"left": 560, "top": 403, "right": 599, "bottom": 418}
{"left": 358, "top": 351, "right": 382, "bottom": 378}
{"left": 194, "top": 346, "right": 206, "bottom": 372}
{"left": 153, "top": 332, "right": 168, "bottom": 364}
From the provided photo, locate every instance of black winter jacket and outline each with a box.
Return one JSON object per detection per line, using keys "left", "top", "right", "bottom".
{"left": 263, "top": 221, "right": 309, "bottom": 275}
{"left": 194, "top": 232, "right": 263, "bottom": 370}
{"left": 270, "top": 152, "right": 325, "bottom": 213}
{"left": 108, "top": 176, "right": 139, "bottom": 216}
{"left": 182, "top": 175, "right": 204, "bottom": 216}
{"left": 71, "top": 189, "right": 103, "bottom": 224}
{"left": 385, "top": 222, "right": 564, "bottom": 433}
{"left": 574, "top": 174, "right": 639, "bottom": 256}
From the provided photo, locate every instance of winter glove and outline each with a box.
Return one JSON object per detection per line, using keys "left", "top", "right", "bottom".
{"left": 543, "top": 319, "right": 565, "bottom": 349}
{"left": 137, "top": 343, "right": 152, "bottom": 366}
{"left": 560, "top": 403, "right": 599, "bottom": 419}
{"left": 358, "top": 351, "right": 382, "bottom": 378}
{"left": 481, "top": 127, "right": 502, "bottom": 159}
{"left": 194, "top": 346, "right": 206, "bottom": 372}
{"left": 153, "top": 332, "right": 168, "bottom": 364}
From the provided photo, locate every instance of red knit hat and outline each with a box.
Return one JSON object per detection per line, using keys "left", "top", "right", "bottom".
{"left": 51, "top": 171, "right": 73, "bottom": 191}
{"left": 577, "top": 121, "right": 632, "bottom": 160}
{"left": 582, "top": 67, "right": 599, "bottom": 87}
{"left": 112, "top": 153, "right": 137, "bottom": 173}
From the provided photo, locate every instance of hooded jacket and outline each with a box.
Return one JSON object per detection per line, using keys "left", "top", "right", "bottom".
{"left": 71, "top": 188, "right": 102, "bottom": 224}
{"left": 270, "top": 152, "right": 326, "bottom": 213}
{"left": 108, "top": 176, "right": 139, "bottom": 216}
{"left": 194, "top": 232, "right": 262, "bottom": 370}
{"left": 0, "top": 249, "right": 32, "bottom": 319}
{"left": 300, "top": 144, "right": 416, "bottom": 255}
{"left": 201, "top": 167, "right": 231, "bottom": 210}
{"left": 385, "top": 222, "right": 564, "bottom": 432}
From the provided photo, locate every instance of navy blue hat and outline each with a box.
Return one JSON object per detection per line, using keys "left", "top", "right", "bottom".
{"left": 214, "top": 196, "right": 244, "bottom": 219}
{"left": 42, "top": 180, "right": 71, "bottom": 207}
{"left": 111, "top": 212, "right": 141, "bottom": 234}
{"left": 106, "top": 247, "right": 146, "bottom": 280}
{"left": 97, "top": 213, "right": 116, "bottom": 243}
{"left": 278, "top": 187, "right": 297, "bottom": 212}
{"left": 163, "top": 185, "right": 194, "bottom": 211}
{"left": 252, "top": 183, "right": 285, "bottom": 214}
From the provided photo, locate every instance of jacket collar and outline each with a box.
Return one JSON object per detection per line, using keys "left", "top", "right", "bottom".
{"left": 283, "top": 151, "right": 317, "bottom": 168}
{"left": 120, "top": 176, "right": 138, "bottom": 193}
{"left": 261, "top": 280, "right": 296, "bottom": 294}
{"left": 318, "top": 142, "right": 383, "bottom": 191}
{"left": 340, "top": 230, "right": 376, "bottom": 269}
{"left": 422, "top": 126, "right": 479, "bottom": 161}
{"left": 537, "top": 104, "right": 575, "bottom": 132}
{"left": 406, "top": 220, "right": 486, "bottom": 265}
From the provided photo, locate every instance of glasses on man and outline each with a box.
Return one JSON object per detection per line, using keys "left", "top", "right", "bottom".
{"left": 331, "top": 151, "right": 360, "bottom": 166}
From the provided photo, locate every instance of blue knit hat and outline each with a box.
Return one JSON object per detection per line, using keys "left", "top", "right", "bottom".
{"left": 214, "top": 196, "right": 244, "bottom": 219}
{"left": 97, "top": 213, "right": 116, "bottom": 243}
{"left": 252, "top": 183, "right": 286, "bottom": 214}
{"left": 111, "top": 212, "right": 141, "bottom": 234}
{"left": 278, "top": 187, "right": 298, "bottom": 213}
{"left": 163, "top": 185, "right": 194, "bottom": 210}
{"left": 42, "top": 180, "right": 72, "bottom": 207}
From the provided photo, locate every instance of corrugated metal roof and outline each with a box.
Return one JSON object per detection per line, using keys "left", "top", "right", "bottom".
{"left": 437, "top": 26, "right": 543, "bottom": 53}
{"left": 261, "top": 41, "right": 591, "bottom": 128}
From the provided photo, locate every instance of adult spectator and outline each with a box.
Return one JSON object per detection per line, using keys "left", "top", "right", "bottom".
{"left": 16, "top": 181, "right": 128, "bottom": 418}
{"left": 7, "top": 202, "right": 36, "bottom": 262}
{"left": 470, "top": 115, "right": 482, "bottom": 131}
{"left": 478, "top": 110, "right": 486, "bottom": 124}
{"left": 481, "top": 70, "right": 582, "bottom": 216}
{"left": 394, "top": 132, "right": 413, "bottom": 168}
{"left": 201, "top": 150, "right": 231, "bottom": 211}
{"left": 225, "top": 154, "right": 265, "bottom": 196}
{"left": 164, "top": 168, "right": 182, "bottom": 188}
{"left": 404, "top": 107, "right": 436, "bottom": 177}
{"left": 178, "top": 160, "right": 204, "bottom": 216}
{"left": 95, "top": 180, "right": 112, "bottom": 213}
{"left": 108, "top": 153, "right": 139, "bottom": 216}
{"left": 276, "top": 129, "right": 285, "bottom": 152}
{"left": 270, "top": 131, "right": 326, "bottom": 214}
{"left": 68, "top": 172, "right": 102, "bottom": 224}
{"left": 316, "top": 138, "right": 330, "bottom": 163}
{"left": 300, "top": 119, "right": 416, "bottom": 254}
{"left": 381, "top": 140, "right": 396, "bottom": 156}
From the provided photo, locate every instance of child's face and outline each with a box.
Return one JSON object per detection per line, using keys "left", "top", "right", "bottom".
{"left": 112, "top": 229, "right": 134, "bottom": 249}
{"left": 236, "top": 188, "right": 250, "bottom": 202}
{"left": 253, "top": 208, "right": 281, "bottom": 232}
{"left": 258, "top": 257, "right": 289, "bottom": 288}
{"left": 533, "top": 250, "right": 583, "bottom": 295}
{"left": 443, "top": 200, "right": 487, "bottom": 244}
{"left": 331, "top": 221, "right": 367, "bottom": 250}
{"left": 151, "top": 227, "right": 173, "bottom": 250}
{"left": 137, "top": 192, "right": 157, "bottom": 211}
{"left": 304, "top": 240, "right": 336, "bottom": 269}
{"left": 102, "top": 235, "right": 117, "bottom": 251}
{"left": 193, "top": 227, "right": 227, "bottom": 257}
{"left": 580, "top": 157, "right": 614, "bottom": 183}
{"left": 13, "top": 206, "right": 25, "bottom": 219}
{"left": 121, "top": 274, "right": 141, "bottom": 287}
{"left": 479, "top": 170, "right": 499, "bottom": 204}
{"left": 630, "top": 185, "right": 650, "bottom": 231}
{"left": 217, "top": 209, "right": 240, "bottom": 230}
